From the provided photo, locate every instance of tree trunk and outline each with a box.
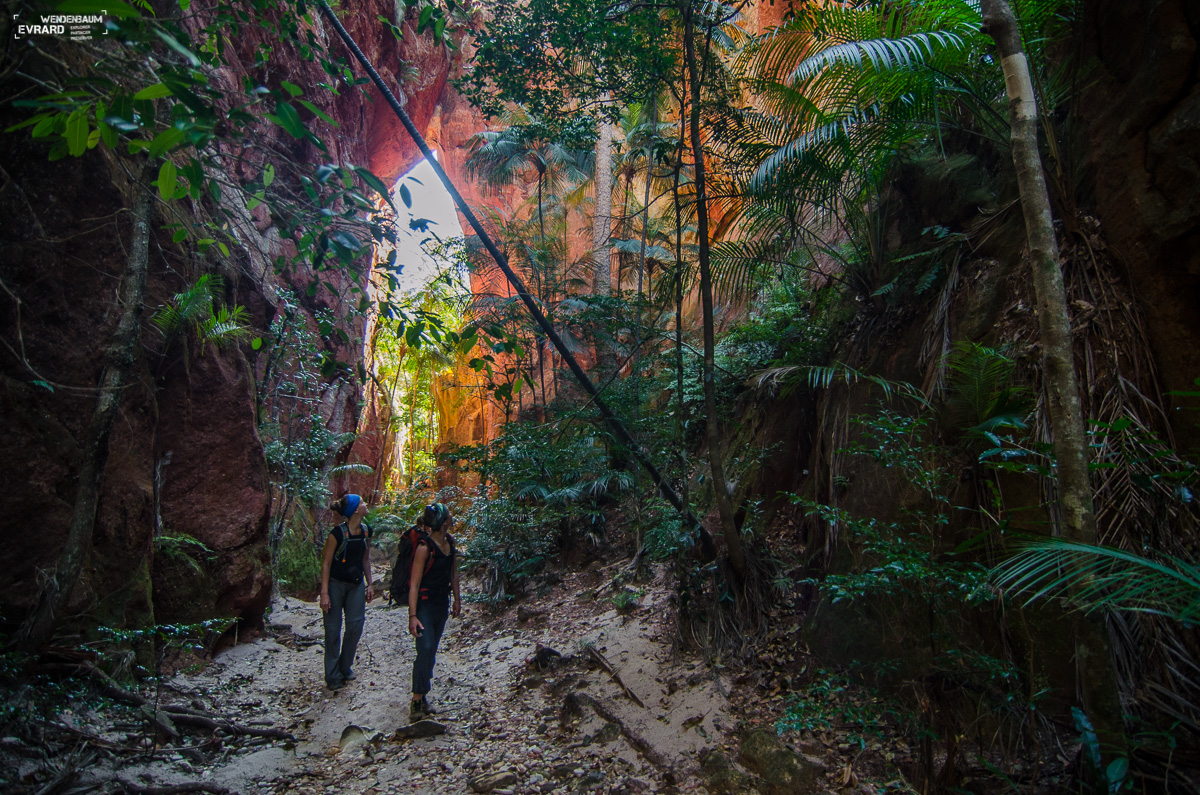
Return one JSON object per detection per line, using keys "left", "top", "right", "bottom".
{"left": 633, "top": 101, "right": 656, "bottom": 415}
{"left": 683, "top": 6, "right": 744, "bottom": 579}
{"left": 981, "top": 0, "right": 1123, "bottom": 751}
{"left": 673, "top": 117, "right": 690, "bottom": 515}
{"left": 592, "top": 111, "right": 613, "bottom": 296}
{"left": 18, "top": 165, "right": 154, "bottom": 652}
{"left": 408, "top": 360, "right": 423, "bottom": 485}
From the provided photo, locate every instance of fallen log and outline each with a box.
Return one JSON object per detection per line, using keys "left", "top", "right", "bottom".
{"left": 570, "top": 692, "right": 670, "bottom": 770}
{"left": 167, "top": 712, "right": 294, "bottom": 741}
{"left": 116, "top": 780, "right": 231, "bottom": 794}
{"left": 585, "top": 646, "right": 645, "bottom": 708}
{"left": 74, "top": 663, "right": 293, "bottom": 741}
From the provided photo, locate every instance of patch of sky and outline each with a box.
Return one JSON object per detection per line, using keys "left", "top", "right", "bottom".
{"left": 383, "top": 154, "right": 466, "bottom": 294}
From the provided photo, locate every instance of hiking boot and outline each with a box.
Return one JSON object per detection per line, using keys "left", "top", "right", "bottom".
{"left": 343, "top": 669, "right": 356, "bottom": 681}
{"left": 409, "top": 698, "right": 437, "bottom": 721}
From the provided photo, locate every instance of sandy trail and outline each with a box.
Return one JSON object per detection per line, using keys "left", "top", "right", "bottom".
{"left": 117, "top": 561, "right": 733, "bottom": 794}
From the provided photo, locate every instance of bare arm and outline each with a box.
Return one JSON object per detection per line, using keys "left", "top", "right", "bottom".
{"left": 319, "top": 533, "right": 336, "bottom": 612}
{"left": 408, "top": 544, "right": 430, "bottom": 636}
{"left": 450, "top": 552, "right": 461, "bottom": 618}
{"left": 362, "top": 532, "right": 375, "bottom": 602}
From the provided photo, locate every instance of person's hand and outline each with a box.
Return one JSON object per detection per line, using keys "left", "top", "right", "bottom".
{"left": 320, "top": 593, "right": 331, "bottom": 612}
{"left": 451, "top": 600, "right": 461, "bottom": 618}
{"left": 409, "top": 614, "right": 424, "bottom": 637}
{"left": 366, "top": 584, "right": 376, "bottom": 603}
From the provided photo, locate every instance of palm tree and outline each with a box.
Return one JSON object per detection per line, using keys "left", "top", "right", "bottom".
{"left": 465, "top": 112, "right": 590, "bottom": 242}
{"left": 467, "top": 115, "right": 590, "bottom": 414}
{"left": 721, "top": 0, "right": 984, "bottom": 299}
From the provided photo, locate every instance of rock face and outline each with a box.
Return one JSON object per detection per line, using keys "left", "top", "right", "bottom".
{"left": 0, "top": 2, "right": 481, "bottom": 638}
{"left": 1079, "top": 0, "right": 1200, "bottom": 450}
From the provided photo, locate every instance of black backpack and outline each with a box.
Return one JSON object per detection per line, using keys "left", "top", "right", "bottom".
{"left": 389, "top": 526, "right": 430, "bottom": 604}
{"left": 388, "top": 526, "right": 455, "bottom": 604}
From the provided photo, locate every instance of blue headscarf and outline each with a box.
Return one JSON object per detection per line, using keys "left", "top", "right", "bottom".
{"left": 341, "top": 494, "right": 362, "bottom": 518}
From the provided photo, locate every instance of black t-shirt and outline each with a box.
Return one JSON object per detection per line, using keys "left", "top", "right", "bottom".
{"left": 418, "top": 535, "right": 456, "bottom": 599}
{"left": 329, "top": 522, "right": 372, "bottom": 584}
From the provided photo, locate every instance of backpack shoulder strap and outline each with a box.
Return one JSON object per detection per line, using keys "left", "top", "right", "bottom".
{"left": 333, "top": 523, "right": 349, "bottom": 561}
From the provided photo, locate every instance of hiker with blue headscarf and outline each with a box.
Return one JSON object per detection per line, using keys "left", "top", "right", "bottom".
{"left": 320, "top": 493, "right": 375, "bottom": 690}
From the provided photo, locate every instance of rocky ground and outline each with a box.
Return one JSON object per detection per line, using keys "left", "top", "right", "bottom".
{"left": 2, "top": 556, "right": 894, "bottom": 794}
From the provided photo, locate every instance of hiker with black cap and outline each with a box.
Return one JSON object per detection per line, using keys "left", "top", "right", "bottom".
{"left": 320, "top": 493, "right": 375, "bottom": 690}
{"left": 407, "top": 502, "right": 460, "bottom": 720}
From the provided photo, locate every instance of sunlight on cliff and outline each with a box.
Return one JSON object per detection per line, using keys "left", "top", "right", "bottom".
{"left": 366, "top": 153, "right": 477, "bottom": 491}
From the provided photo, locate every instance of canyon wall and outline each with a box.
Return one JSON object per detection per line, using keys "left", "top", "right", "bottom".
{"left": 0, "top": 2, "right": 480, "bottom": 638}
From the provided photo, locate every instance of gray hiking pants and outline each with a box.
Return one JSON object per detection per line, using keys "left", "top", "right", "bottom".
{"left": 323, "top": 578, "right": 366, "bottom": 687}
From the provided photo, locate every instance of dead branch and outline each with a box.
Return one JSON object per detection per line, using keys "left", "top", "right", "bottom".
{"left": 585, "top": 646, "right": 645, "bottom": 708}
{"left": 165, "top": 712, "right": 294, "bottom": 741}
{"left": 40, "top": 720, "right": 134, "bottom": 753}
{"left": 116, "top": 781, "right": 231, "bottom": 794}
{"left": 571, "top": 692, "right": 670, "bottom": 770}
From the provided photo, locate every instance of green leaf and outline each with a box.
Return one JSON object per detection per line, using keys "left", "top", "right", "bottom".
{"left": 172, "top": 228, "right": 188, "bottom": 243}
{"left": 5, "top": 112, "right": 53, "bottom": 134}
{"left": 181, "top": 158, "right": 203, "bottom": 198}
{"left": 133, "top": 84, "right": 173, "bottom": 100}
{"left": 98, "top": 120, "right": 118, "bottom": 148}
{"left": 86, "top": 127, "right": 102, "bottom": 149}
{"left": 352, "top": 166, "right": 393, "bottom": 208}
{"left": 154, "top": 28, "right": 201, "bottom": 67}
{"left": 32, "top": 114, "right": 61, "bottom": 138}
{"left": 157, "top": 160, "right": 177, "bottom": 201}
{"left": 298, "top": 99, "right": 337, "bottom": 126}
{"left": 270, "top": 101, "right": 307, "bottom": 139}
{"left": 1106, "top": 757, "right": 1129, "bottom": 793}
{"left": 434, "top": 17, "right": 446, "bottom": 42}
{"left": 218, "top": 242, "right": 230, "bottom": 257}
{"left": 331, "top": 230, "right": 361, "bottom": 251}
{"left": 148, "top": 127, "right": 185, "bottom": 158}
{"left": 263, "top": 163, "right": 275, "bottom": 187}
{"left": 57, "top": 0, "right": 142, "bottom": 18}
{"left": 280, "top": 80, "right": 303, "bottom": 97}
{"left": 418, "top": 5, "right": 434, "bottom": 29}
{"left": 65, "top": 110, "right": 88, "bottom": 156}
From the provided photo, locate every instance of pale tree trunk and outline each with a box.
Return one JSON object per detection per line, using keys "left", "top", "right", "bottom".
{"left": 672, "top": 117, "right": 690, "bottom": 515}
{"left": 19, "top": 165, "right": 154, "bottom": 652}
{"left": 981, "top": 0, "right": 1123, "bottom": 751}
{"left": 683, "top": 6, "right": 744, "bottom": 580}
{"left": 592, "top": 110, "right": 613, "bottom": 296}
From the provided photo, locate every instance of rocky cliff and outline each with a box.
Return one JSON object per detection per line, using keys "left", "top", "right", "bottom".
{"left": 0, "top": 1, "right": 489, "bottom": 640}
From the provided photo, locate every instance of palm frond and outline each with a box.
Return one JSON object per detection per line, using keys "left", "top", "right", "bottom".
{"left": 993, "top": 538, "right": 1200, "bottom": 623}
{"left": 752, "top": 362, "right": 930, "bottom": 407}
{"left": 941, "top": 341, "right": 1030, "bottom": 435}
{"left": 329, "top": 462, "right": 374, "bottom": 477}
